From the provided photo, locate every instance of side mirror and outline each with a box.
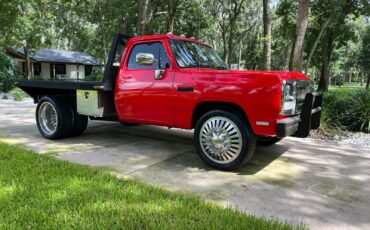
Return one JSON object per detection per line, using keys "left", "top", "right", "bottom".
{"left": 136, "top": 53, "right": 155, "bottom": 66}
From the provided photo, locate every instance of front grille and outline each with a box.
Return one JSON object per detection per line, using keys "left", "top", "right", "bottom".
{"left": 295, "top": 81, "right": 311, "bottom": 114}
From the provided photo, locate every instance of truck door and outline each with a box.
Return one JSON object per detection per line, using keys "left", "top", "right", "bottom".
{"left": 115, "top": 41, "right": 174, "bottom": 126}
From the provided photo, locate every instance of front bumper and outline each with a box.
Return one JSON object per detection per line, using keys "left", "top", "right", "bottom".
{"left": 276, "top": 92, "right": 323, "bottom": 138}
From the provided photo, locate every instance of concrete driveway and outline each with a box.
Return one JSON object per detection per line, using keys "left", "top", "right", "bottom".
{"left": 0, "top": 99, "right": 369, "bottom": 230}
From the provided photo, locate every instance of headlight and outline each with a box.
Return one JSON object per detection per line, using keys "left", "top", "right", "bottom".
{"left": 281, "top": 80, "right": 297, "bottom": 116}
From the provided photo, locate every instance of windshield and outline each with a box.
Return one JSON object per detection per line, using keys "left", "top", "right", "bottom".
{"left": 169, "top": 39, "right": 228, "bottom": 70}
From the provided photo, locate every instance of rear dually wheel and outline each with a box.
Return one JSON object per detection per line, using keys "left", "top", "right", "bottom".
{"left": 36, "top": 96, "right": 73, "bottom": 140}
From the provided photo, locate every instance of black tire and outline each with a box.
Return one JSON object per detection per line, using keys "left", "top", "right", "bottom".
{"left": 194, "top": 110, "right": 256, "bottom": 170}
{"left": 36, "top": 96, "right": 73, "bottom": 140}
{"left": 70, "top": 106, "right": 88, "bottom": 137}
{"left": 257, "top": 137, "right": 282, "bottom": 146}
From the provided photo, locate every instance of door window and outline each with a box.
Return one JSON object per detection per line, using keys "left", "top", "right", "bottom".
{"left": 127, "top": 42, "right": 170, "bottom": 70}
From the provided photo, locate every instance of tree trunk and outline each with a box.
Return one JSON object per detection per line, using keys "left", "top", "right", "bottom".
{"left": 227, "top": 31, "right": 233, "bottom": 68}
{"left": 121, "top": 13, "right": 128, "bottom": 34}
{"left": 222, "top": 32, "right": 229, "bottom": 65}
{"left": 238, "top": 40, "right": 243, "bottom": 70}
{"left": 318, "top": 31, "right": 334, "bottom": 91}
{"left": 284, "top": 43, "right": 292, "bottom": 70}
{"left": 137, "top": 0, "right": 150, "bottom": 36}
{"left": 361, "top": 67, "right": 364, "bottom": 87}
{"left": 366, "top": 73, "right": 370, "bottom": 89}
{"left": 290, "top": 0, "right": 309, "bottom": 72}
{"left": 305, "top": 17, "right": 331, "bottom": 73}
{"left": 166, "top": 0, "right": 176, "bottom": 33}
{"left": 263, "top": 0, "right": 272, "bottom": 70}
{"left": 23, "top": 41, "right": 31, "bottom": 80}
{"left": 99, "top": 20, "right": 108, "bottom": 64}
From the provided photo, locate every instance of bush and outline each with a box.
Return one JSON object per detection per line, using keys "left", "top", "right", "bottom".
{"left": 0, "top": 48, "right": 20, "bottom": 93}
{"left": 85, "top": 67, "right": 104, "bottom": 81}
{"left": 11, "top": 87, "right": 28, "bottom": 101}
{"left": 323, "top": 90, "right": 370, "bottom": 133}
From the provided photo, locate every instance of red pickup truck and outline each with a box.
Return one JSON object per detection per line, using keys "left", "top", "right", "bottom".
{"left": 17, "top": 34, "right": 322, "bottom": 170}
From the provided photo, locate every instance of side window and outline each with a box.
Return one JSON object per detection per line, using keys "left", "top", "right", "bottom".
{"left": 159, "top": 45, "right": 171, "bottom": 69}
{"left": 127, "top": 42, "right": 171, "bottom": 70}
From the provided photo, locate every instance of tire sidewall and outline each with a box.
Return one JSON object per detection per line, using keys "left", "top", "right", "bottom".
{"left": 194, "top": 110, "right": 256, "bottom": 170}
{"left": 70, "top": 103, "right": 88, "bottom": 137}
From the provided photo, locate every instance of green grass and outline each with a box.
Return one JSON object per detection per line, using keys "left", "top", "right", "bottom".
{"left": 10, "top": 87, "right": 28, "bottom": 101}
{"left": 0, "top": 142, "right": 304, "bottom": 229}
{"left": 328, "top": 86, "right": 365, "bottom": 94}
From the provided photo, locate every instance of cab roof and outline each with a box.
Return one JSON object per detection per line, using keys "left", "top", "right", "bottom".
{"left": 129, "top": 34, "right": 211, "bottom": 47}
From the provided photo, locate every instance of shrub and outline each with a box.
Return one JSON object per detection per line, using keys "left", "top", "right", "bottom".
{"left": 11, "top": 87, "right": 27, "bottom": 101}
{"left": 31, "top": 76, "right": 46, "bottom": 81}
{"left": 323, "top": 90, "right": 370, "bottom": 133}
{"left": 85, "top": 67, "right": 104, "bottom": 81}
{"left": 0, "top": 48, "right": 20, "bottom": 93}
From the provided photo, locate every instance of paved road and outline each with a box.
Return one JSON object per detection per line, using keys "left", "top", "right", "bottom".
{"left": 1, "top": 99, "right": 369, "bottom": 230}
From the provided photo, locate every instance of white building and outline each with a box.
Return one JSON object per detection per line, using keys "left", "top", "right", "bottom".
{"left": 17, "top": 48, "right": 102, "bottom": 80}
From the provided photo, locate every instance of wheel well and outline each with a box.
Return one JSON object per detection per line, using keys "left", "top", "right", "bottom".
{"left": 192, "top": 101, "right": 250, "bottom": 128}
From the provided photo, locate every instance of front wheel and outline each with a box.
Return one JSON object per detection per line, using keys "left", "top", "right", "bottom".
{"left": 194, "top": 110, "right": 256, "bottom": 170}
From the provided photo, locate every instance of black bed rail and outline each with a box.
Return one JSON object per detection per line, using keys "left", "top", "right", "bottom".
{"left": 100, "top": 34, "right": 131, "bottom": 91}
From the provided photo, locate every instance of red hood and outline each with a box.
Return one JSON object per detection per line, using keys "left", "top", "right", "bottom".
{"left": 196, "top": 69, "right": 310, "bottom": 81}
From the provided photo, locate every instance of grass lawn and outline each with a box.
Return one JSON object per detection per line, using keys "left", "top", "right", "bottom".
{"left": 0, "top": 142, "right": 304, "bottom": 229}
{"left": 328, "top": 86, "right": 366, "bottom": 94}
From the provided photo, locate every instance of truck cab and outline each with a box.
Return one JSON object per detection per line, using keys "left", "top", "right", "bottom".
{"left": 17, "top": 34, "right": 322, "bottom": 170}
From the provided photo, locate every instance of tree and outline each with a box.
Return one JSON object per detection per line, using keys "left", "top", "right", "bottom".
{"left": 207, "top": 0, "right": 260, "bottom": 68}
{"left": 360, "top": 25, "right": 370, "bottom": 89}
{"left": 0, "top": 0, "right": 19, "bottom": 44}
{"left": 305, "top": 17, "right": 331, "bottom": 73}
{"left": 0, "top": 0, "right": 52, "bottom": 79}
{"left": 274, "top": 0, "right": 298, "bottom": 70}
{"left": 0, "top": 49, "right": 20, "bottom": 93}
{"left": 208, "top": 0, "right": 246, "bottom": 67}
{"left": 263, "top": 0, "right": 272, "bottom": 70}
{"left": 316, "top": 0, "right": 370, "bottom": 91}
{"left": 290, "top": 0, "right": 309, "bottom": 72}
{"left": 137, "top": 0, "right": 151, "bottom": 36}
{"left": 166, "top": 0, "right": 177, "bottom": 33}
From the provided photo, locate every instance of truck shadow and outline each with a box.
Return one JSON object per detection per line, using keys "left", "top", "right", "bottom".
{"left": 239, "top": 145, "right": 289, "bottom": 175}
{"left": 87, "top": 122, "right": 289, "bottom": 175}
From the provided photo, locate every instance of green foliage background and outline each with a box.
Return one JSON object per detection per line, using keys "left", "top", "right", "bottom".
{"left": 0, "top": 48, "right": 20, "bottom": 93}
{"left": 323, "top": 90, "right": 370, "bottom": 132}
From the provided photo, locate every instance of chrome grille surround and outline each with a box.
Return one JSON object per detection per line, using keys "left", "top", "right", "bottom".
{"left": 281, "top": 80, "right": 311, "bottom": 116}
{"left": 295, "top": 80, "right": 311, "bottom": 114}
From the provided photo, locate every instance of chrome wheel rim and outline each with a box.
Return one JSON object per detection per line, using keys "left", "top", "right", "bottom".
{"left": 199, "top": 116, "right": 243, "bottom": 164}
{"left": 38, "top": 102, "right": 58, "bottom": 135}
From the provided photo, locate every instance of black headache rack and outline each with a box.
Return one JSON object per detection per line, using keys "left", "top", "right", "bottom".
{"left": 16, "top": 34, "right": 131, "bottom": 99}
{"left": 276, "top": 92, "right": 323, "bottom": 138}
